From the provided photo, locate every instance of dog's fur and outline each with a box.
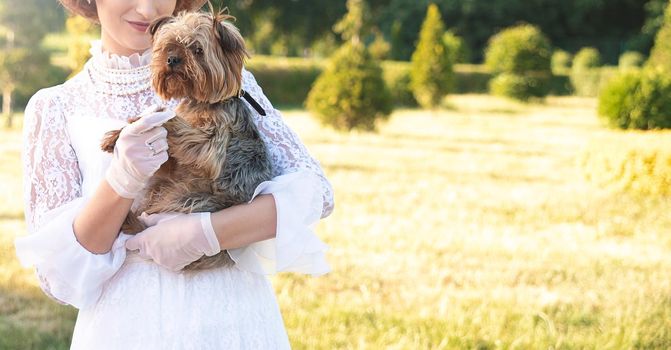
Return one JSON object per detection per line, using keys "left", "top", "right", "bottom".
{"left": 101, "top": 10, "right": 273, "bottom": 270}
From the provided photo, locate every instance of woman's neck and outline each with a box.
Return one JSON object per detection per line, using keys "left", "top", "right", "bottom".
{"left": 100, "top": 31, "right": 149, "bottom": 57}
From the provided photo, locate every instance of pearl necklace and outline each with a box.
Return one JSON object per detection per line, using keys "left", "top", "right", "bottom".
{"left": 86, "top": 56, "right": 152, "bottom": 96}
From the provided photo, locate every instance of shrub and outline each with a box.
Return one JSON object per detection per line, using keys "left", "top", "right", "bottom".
{"left": 369, "top": 30, "right": 391, "bottom": 61}
{"left": 619, "top": 51, "right": 644, "bottom": 70}
{"left": 484, "top": 24, "right": 552, "bottom": 75}
{"left": 489, "top": 73, "right": 549, "bottom": 101}
{"left": 571, "top": 48, "right": 610, "bottom": 97}
{"left": 551, "top": 50, "right": 572, "bottom": 75}
{"left": 306, "top": 42, "right": 392, "bottom": 131}
{"left": 410, "top": 4, "right": 454, "bottom": 108}
{"left": 442, "top": 30, "right": 469, "bottom": 64}
{"left": 598, "top": 69, "right": 671, "bottom": 130}
{"left": 484, "top": 24, "right": 552, "bottom": 101}
{"left": 578, "top": 132, "right": 671, "bottom": 196}
{"left": 381, "top": 61, "right": 417, "bottom": 106}
{"left": 572, "top": 47, "right": 602, "bottom": 71}
{"left": 570, "top": 66, "right": 618, "bottom": 97}
{"left": 646, "top": 0, "right": 671, "bottom": 74}
{"left": 247, "top": 57, "right": 574, "bottom": 106}
{"left": 598, "top": 71, "right": 642, "bottom": 129}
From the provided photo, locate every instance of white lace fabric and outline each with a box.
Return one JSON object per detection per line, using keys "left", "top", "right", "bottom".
{"left": 15, "top": 40, "right": 332, "bottom": 347}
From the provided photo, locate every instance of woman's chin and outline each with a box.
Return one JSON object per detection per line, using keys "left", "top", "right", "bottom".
{"left": 122, "top": 36, "right": 152, "bottom": 54}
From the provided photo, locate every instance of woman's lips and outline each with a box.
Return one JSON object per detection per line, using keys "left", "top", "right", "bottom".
{"left": 128, "top": 21, "right": 150, "bottom": 33}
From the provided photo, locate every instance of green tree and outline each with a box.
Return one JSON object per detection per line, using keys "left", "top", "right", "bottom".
{"left": 66, "top": 16, "right": 98, "bottom": 77}
{"left": 333, "top": 0, "right": 370, "bottom": 44}
{"left": 0, "top": 0, "right": 66, "bottom": 126}
{"left": 378, "top": 0, "right": 647, "bottom": 62}
{"left": 647, "top": 0, "right": 671, "bottom": 73}
{"left": 306, "top": 0, "right": 392, "bottom": 131}
{"left": 410, "top": 3, "right": 454, "bottom": 109}
{"left": 0, "top": 0, "right": 64, "bottom": 46}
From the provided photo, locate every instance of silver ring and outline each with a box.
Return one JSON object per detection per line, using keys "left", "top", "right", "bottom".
{"left": 146, "top": 142, "right": 157, "bottom": 156}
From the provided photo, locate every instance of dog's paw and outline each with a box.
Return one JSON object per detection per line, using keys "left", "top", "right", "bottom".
{"left": 100, "top": 129, "right": 122, "bottom": 153}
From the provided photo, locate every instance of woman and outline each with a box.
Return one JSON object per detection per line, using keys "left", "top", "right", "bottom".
{"left": 14, "top": 0, "right": 333, "bottom": 348}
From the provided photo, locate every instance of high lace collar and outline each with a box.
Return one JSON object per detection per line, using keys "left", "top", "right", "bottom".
{"left": 85, "top": 40, "right": 153, "bottom": 96}
{"left": 89, "top": 40, "right": 152, "bottom": 70}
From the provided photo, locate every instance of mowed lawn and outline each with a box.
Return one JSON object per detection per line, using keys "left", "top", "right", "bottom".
{"left": 1, "top": 95, "right": 670, "bottom": 349}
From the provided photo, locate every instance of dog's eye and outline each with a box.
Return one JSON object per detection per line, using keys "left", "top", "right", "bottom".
{"left": 194, "top": 47, "right": 204, "bottom": 56}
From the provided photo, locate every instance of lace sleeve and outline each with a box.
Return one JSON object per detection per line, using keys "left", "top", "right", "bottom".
{"left": 241, "top": 69, "right": 334, "bottom": 218}
{"left": 22, "top": 87, "right": 82, "bottom": 304}
{"left": 23, "top": 87, "right": 82, "bottom": 232}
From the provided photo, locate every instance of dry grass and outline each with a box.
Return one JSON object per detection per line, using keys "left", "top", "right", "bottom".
{"left": 1, "top": 95, "right": 670, "bottom": 349}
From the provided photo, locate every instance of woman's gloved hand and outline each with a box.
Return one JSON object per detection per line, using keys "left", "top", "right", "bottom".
{"left": 125, "top": 212, "right": 221, "bottom": 271}
{"left": 105, "top": 106, "right": 175, "bottom": 199}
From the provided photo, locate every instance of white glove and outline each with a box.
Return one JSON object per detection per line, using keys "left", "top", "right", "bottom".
{"left": 125, "top": 212, "right": 221, "bottom": 271}
{"left": 106, "top": 106, "right": 175, "bottom": 199}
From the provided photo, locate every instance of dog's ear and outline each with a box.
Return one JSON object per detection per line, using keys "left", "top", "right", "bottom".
{"left": 149, "top": 16, "right": 174, "bottom": 37}
{"left": 214, "top": 15, "right": 248, "bottom": 56}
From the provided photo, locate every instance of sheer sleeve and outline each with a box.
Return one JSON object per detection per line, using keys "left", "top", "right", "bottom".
{"left": 226, "top": 69, "right": 333, "bottom": 276}
{"left": 22, "top": 88, "right": 82, "bottom": 233}
{"left": 15, "top": 87, "right": 129, "bottom": 309}
{"left": 241, "top": 69, "right": 334, "bottom": 218}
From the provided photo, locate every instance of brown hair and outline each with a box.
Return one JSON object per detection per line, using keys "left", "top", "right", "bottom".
{"left": 58, "top": 0, "right": 209, "bottom": 23}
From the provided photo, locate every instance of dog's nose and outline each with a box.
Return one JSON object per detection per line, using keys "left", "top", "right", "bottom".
{"left": 167, "top": 56, "right": 181, "bottom": 67}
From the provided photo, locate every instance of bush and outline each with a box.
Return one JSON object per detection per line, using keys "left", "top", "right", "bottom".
{"left": 489, "top": 73, "right": 550, "bottom": 101}
{"left": 578, "top": 132, "right": 671, "bottom": 196}
{"left": 570, "top": 66, "right": 618, "bottom": 97}
{"left": 410, "top": 4, "right": 454, "bottom": 108}
{"left": 306, "top": 42, "right": 392, "bottom": 131}
{"left": 369, "top": 30, "right": 391, "bottom": 61}
{"left": 572, "top": 47, "right": 602, "bottom": 71}
{"left": 551, "top": 50, "right": 572, "bottom": 75}
{"left": 647, "top": 0, "right": 671, "bottom": 74}
{"left": 247, "top": 57, "right": 574, "bottom": 106}
{"left": 484, "top": 24, "right": 552, "bottom": 75}
{"left": 619, "top": 51, "right": 644, "bottom": 70}
{"left": 598, "top": 69, "right": 671, "bottom": 130}
{"left": 484, "top": 24, "right": 552, "bottom": 101}
{"left": 442, "top": 30, "right": 470, "bottom": 64}
{"left": 381, "top": 61, "right": 417, "bottom": 106}
{"left": 569, "top": 47, "right": 612, "bottom": 97}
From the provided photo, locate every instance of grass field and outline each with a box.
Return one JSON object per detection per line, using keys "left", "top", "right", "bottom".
{"left": 1, "top": 95, "right": 671, "bottom": 349}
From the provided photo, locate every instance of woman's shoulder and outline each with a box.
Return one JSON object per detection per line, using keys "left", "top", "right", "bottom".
{"left": 27, "top": 69, "right": 89, "bottom": 115}
{"left": 26, "top": 85, "right": 65, "bottom": 116}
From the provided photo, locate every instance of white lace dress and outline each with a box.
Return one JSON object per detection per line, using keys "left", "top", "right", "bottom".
{"left": 14, "top": 41, "right": 333, "bottom": 350}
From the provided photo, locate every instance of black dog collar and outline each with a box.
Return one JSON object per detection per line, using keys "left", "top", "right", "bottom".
{"left": 239, "top": 89, "right": 266, "bottom": 116}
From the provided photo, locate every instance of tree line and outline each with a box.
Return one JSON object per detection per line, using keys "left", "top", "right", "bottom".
{"left": 212, "top": 0, "right": 665, "bottom": 62}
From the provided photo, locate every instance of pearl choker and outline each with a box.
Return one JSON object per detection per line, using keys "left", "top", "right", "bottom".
{"left": 86, "top": 56, "right": 153, "bottom": 96}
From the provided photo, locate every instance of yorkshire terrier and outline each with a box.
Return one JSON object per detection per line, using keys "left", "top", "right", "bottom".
{"left": 101, "top": 10, "right": 273, "bottom": 270}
